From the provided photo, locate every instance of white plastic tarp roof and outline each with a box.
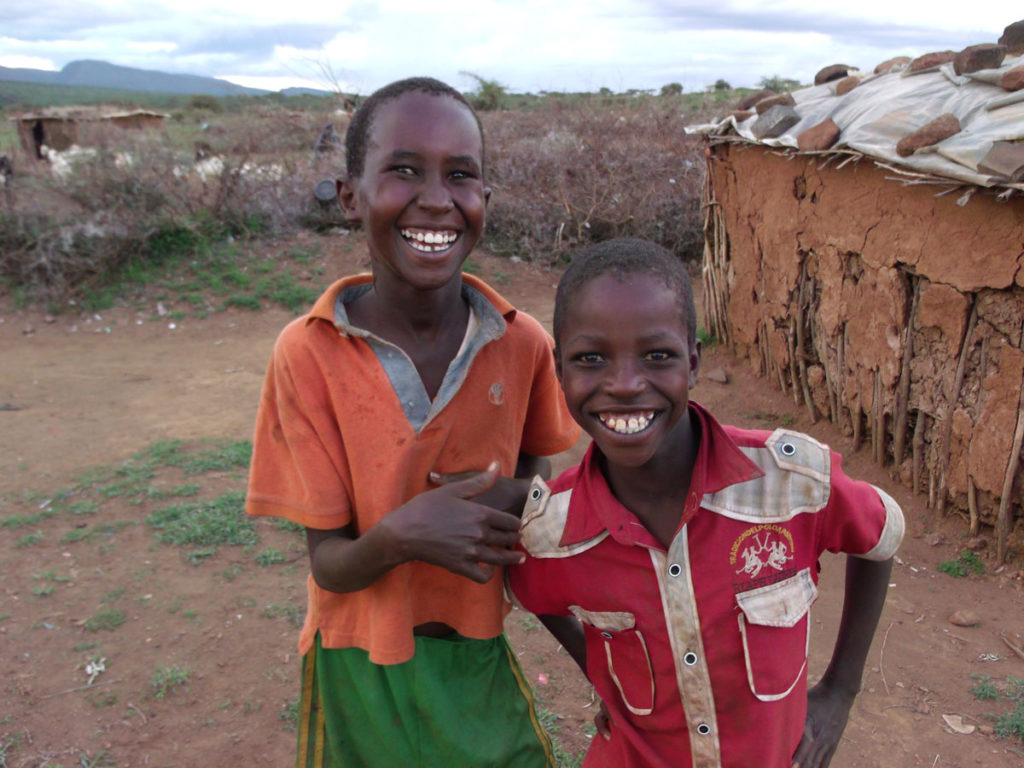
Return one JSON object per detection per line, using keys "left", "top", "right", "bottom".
{"left": 686, "top": 55, "right": 1024, "bottom": 188}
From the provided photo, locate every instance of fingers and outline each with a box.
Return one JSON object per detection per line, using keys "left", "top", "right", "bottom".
{"left": 430, "top": 461, "right": 500, "bottom": 496}
{"left": 595, "top": 704, "right": 612, "bottom": 741}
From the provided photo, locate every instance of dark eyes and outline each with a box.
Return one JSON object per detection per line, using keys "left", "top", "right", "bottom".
{"left": 388, "top": 165, "right": 476, "bottom": 180}
{"left": 571, "top": 350, "right": 675, "bottom": 365}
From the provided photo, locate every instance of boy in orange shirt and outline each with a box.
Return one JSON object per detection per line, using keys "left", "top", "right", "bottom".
{"left": 245, "top": 77, "right": 579, "bottom": 766}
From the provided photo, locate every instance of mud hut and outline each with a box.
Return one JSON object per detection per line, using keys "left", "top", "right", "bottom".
{"left": 12, "top": 106, "right": 168, "bottom": 158}
{"left": 687, "top": 23, "right": 1024, "bottom": 561}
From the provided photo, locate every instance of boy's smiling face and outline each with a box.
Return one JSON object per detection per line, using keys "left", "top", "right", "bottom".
{"left": 556, "top": 272, "right": 701, "bottom": 469}
{"left": 340, "top": 91, "right": 489, "bottom": 293}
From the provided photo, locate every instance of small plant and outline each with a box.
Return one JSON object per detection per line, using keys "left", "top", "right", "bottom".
{"left": 994, "top": 677, "right": 1024, "bottom": 744}
{"left": 970, "top": 674, "right": 1000, "bottom": 700}
{"left": 280, "top": 697, "right": 299, "bottom": 731}
{"left": 261, "top": 602, "right": 305, "bottom": 627}
{"left": 85, "top": 607, "right": 126, "bottom": 632}
{"left": 255, "top": 547, "right": 286, "bottom": 567}
{"left": 938, "top": 550, "right": 985, "bottom": 578}
{"left": 15, "top": 530, "right": 44, "bottom": 548}
{"left": 150, "top": 664, "right": 191, "bottom": 699}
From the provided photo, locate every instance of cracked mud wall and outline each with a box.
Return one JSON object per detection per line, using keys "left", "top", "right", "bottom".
{"left": 701, "top": 142, "right": 1024, "bottom": 560}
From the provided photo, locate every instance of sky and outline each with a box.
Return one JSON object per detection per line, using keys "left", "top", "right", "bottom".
{"left": 0, "top": 1, "right": 1020, "bottom": 95}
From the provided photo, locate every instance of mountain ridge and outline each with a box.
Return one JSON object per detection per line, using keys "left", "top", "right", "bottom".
{"left": 0, "top": 59, "right": 331, "bottom": 97}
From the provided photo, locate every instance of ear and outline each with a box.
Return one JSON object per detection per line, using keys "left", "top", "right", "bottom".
{"left": 688, "top": 338, "right": 702, "bottom": 389}
{"left": 337, "top": 177, "right": 362, "bottom": 223}
{"left": 483, "top": 186, "right": 492, "bottom": 207}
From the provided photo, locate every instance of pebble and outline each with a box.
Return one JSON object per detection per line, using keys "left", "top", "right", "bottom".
{"left": 948, "top": 610, "right": 980, "bottom": 627}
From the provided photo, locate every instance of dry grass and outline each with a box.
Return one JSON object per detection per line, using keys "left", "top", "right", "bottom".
{"left": 0, "top": 93, "right": 726, "bottom": 302}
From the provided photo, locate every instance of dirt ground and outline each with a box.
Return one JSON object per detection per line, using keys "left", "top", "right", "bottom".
{"left": 2, "top": 233, "right": 1024, "bottom": 767}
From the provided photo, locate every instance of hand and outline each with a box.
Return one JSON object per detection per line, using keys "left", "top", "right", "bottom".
{"left": 594, "top": 699, "right": 612, "bottom": 741}
{"left": 791, "top": 682, "right": 856, "bottom": 768}
{"left": 429, "top": 467, "right": 532, "bottom": 517}
{"left": 381, "top": 462, "right": 525, "bottom": 583}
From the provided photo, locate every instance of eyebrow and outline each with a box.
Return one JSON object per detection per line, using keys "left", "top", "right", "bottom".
{"left": 387, "top": 150, "right": 481, "bottom": 170}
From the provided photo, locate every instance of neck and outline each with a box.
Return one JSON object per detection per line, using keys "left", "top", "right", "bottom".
{"left": 602, "top": 409, "right": 700, "bottom": 513}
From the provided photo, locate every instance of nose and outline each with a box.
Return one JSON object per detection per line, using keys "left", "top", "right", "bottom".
{"left": 417, "top": 171, "right": 454, "bottom": 212}
{"left": 604, "top": 358, "right": 646, "bottom": 396}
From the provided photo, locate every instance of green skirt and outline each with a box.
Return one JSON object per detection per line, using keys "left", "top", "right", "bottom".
{"left": 298, "top": 632, "right": 556, "bottom": 768}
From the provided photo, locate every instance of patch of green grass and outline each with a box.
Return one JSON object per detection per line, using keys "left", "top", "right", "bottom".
{"left": 78, "top": 747, "right": 116, "bottom": 767}
{"left": 101, "top": 588, "right": 126, "bottom": 604}
{"left": 273, "top": 518, "right": 304, "bottom": 534}
{"left": 182, "top": 440, "right": 252, "bottom": 475}
{"left": 61, "top": 528, "right": 90, "bottom": 543}
{"left": 938, "top": 549, "right": 985, "bottom": 578}
{"left": 15, "top": 530, "right": 44, "bottom": 548}
{"left": 185, "top": 545, "right": 219, "bottom": 565}
{"left": 85, "top": 608, "right": 126, "bottom": 632}
{"left": 261, "top": 602, "right": 305, "bottom": 627}
{"left": 2, "top": 509, "right": 57, "bottom": 529}
{"left": 697, "top": 326, "right": 718, "bottom": 350}
{"left": 255, "top": 273, "right": 318, "bottom": 313}
{"left": 220, "top": 563, "right": 243, "bottom": 581}
{"left": 994, "top": 677, "right": 1024, "bottom": 744}
{"left": 279, "top": 696, "right": 299, "bottom": 731}
{"left": 146, "top": 490, "right": 257, "bottom": 550}
{"left": 971, "top": 674, "right": 1000, "bottom": 700}
{"left": 538, "top": 708, "right": 585, "bottom": 768}
{"left": 146, "top": 482, "right": 201, "bottom": 500}
{"left": 33, "top": 584, "right": 55, "bottom": 597}
{"left": 65, "top": 499, "right": 99, "bottom": 516}
{"left": 223, "top": 294, "right": 262, "bottom": 311}
{"left": 255, "top": 547, "right": 286, "bottom": 567}
{"left": 150, "top": 665, "right": 191, "bottom": 699}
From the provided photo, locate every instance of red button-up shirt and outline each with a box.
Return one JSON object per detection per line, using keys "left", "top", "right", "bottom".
{"left": 508, "top": 403, "right": 904, "bottom": 768}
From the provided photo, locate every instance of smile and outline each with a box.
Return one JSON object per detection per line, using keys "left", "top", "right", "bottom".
{"left": 598, "top": 411, "right": 656, "bottom": 435}
{"left": 401, "top": 228, "right": 458, "bottom": 253}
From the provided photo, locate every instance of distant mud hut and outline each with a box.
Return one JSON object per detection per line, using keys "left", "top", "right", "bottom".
{"left": 688, "top": 25, "right": 1024, "bottom": 561}
{"left": 13, "top": 107, "right": 168, "bottom": 158}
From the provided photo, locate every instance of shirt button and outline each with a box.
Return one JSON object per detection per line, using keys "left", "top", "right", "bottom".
{"left": 668, "top": 563, "right": 682, "bottom": 577}
{"left": 696, "top": 723, "right": 712, "bottom": 736}
{"left": 683, "top": 651, "right": 698, "bottom": 666}
{"left": 601, "top": 631, "right": 613, "bottom": 639}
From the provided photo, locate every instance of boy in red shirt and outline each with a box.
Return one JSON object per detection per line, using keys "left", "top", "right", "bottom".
{"left": 508, "top": 237, "right": 903, "bottom": 768}
{"left": 246, "top": 77, "right": 579, "bottom": 766}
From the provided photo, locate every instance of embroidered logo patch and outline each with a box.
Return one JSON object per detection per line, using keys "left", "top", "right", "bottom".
{"left": 730, "top": 524, "right": 795, "bottom": 579}
{"left": 488, "top": 381, "right": 505, "bottom": 406}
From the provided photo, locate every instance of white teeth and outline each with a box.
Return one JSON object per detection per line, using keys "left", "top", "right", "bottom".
{"left": 600, "top": 412, "right": 655, "bottom": 435}
{"left": 401, "top": 229, "right": 457, "bottom": 252}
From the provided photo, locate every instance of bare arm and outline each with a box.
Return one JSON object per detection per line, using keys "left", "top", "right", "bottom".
{"left": 539, "top": 614, "right": 587, "bottom": 673}
{"left": 792, "top": 555, "right": 893, "bottom": 768}
{"left": 306, "top": 464, "right": 526, "bottom": 593}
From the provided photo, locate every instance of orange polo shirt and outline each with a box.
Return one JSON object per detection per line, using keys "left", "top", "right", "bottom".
{"left": 246, "top": 273, "right": 579, "bottom": 664}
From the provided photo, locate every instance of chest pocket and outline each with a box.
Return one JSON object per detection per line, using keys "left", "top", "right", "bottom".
{"left": 735, "top": 568, "right": 817, "bottom": 702}
{"left": 569, "top": 606, "right": 654, "bottom": 716}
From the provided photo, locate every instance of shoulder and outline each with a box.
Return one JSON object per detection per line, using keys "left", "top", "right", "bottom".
{"left": 704, "top": 427, "right": 834, "bottom": 523}
{"left": 519, "top": 474, "right": 607, "bottom": 558}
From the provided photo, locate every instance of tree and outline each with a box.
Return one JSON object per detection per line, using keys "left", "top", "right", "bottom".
{"left": 460, "top": 72, "right": 508, "bottom": 111}
{"left": 660, "top": 82, "right": 683, "bottom": 97}
{"left": 713, "top": 79, "right": 732, "bottom": 92}
{"left": 758, "top": 75, "right": 802, "bottom": 93}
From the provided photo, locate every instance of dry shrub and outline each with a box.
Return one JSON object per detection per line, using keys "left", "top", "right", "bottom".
{"left": 482, "top": 95, "right": 715, "bottom": 264}
{"left": 1, "top": 94, "right": 722, "bottom": 300}
{"left": 0, "top": 114, "right": 342, "bottom": 300}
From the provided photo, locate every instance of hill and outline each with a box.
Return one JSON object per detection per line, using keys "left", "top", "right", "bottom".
{"left": 0, "top": 59, "right": 321, "bottom": 98}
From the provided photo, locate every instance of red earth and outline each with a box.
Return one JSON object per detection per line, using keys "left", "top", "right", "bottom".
{"left": 1, "top": 233, "right": 1023, "bottom": 767}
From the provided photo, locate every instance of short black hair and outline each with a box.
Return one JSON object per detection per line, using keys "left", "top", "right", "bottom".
{"left": 344, "top": 77, "right": 484, "bottom": 180}
{"left": 553, "top": 237, "right": 697, "bottom": 347}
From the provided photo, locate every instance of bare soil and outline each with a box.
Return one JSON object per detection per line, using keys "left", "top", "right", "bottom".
{"left": 2, "top": 234, "right": 1023, "bottom": 767}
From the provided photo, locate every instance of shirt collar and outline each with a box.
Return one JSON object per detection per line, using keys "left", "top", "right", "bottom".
{"left": 559, "top": 401, "right": 766, "bottom": 548}
{"left": 306, "top": 272, "right": 518, "bottom": 329}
